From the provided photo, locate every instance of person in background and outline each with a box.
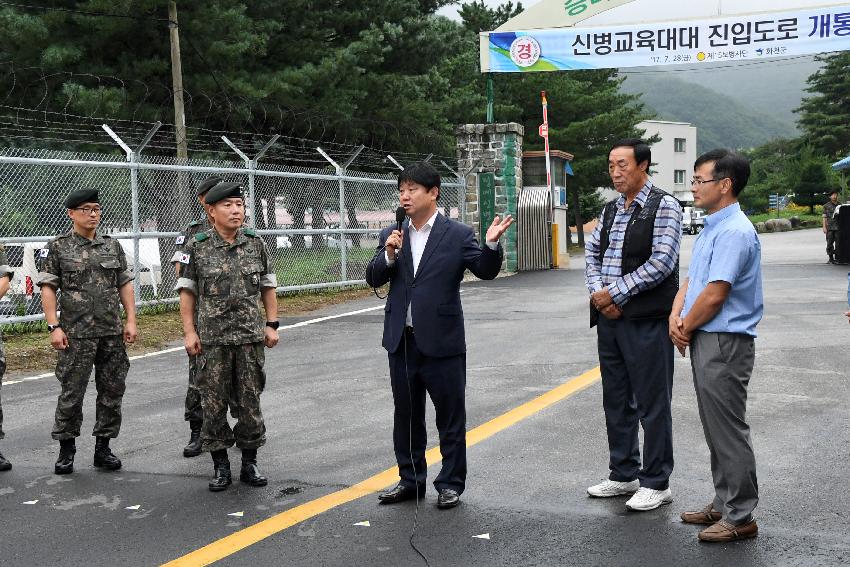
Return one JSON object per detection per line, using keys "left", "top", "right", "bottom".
{"left": 824, "top": 190, "right": 840, "bottom": 264}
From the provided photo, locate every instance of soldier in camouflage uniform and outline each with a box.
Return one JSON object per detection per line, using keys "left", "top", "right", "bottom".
{"left": 0, "top": 245, "right": 13, "bottom": 471}
{"left": 824, "top": 190, "right": 840, "bottom": 264}
{"left": 175, "top": 182, "right": 280, "bottom": 492}
{"left": 37, "top": 188, "right": 137, "bottom": 475}
{"left": 172, "top": 176, "right": 220, "bottom": 457}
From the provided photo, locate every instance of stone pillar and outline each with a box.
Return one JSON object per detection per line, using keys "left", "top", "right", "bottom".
{"left": 455, "top": 123, "right": 523, "bottom": 272}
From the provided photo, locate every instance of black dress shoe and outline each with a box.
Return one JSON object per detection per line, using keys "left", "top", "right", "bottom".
{"left": 437, "top": 488, "right": 460, "bottom": 509}
{"left": 0, "top": 451, "right": 11, "bottom": 472}
{"left": 378, "top": 483, "right": 424, "bottom": 504}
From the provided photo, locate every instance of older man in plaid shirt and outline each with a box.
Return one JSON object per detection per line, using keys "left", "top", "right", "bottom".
{"left": 584, "top": 139, "right": 682, "bottom": 512}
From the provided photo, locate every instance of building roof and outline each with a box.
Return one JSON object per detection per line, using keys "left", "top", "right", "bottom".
{"left": 523, "top": 150, "right": 574, "bottom": 161}
{"left": 638, "top": 120, "right": 695, "bottom": 127}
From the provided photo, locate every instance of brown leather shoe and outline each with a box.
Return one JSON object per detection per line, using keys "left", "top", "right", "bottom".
{"left": 681, "top": 504, "right": 722, "bottom": 525}
{"left": 698, "top": 519, "right": 758, "bottom": 542}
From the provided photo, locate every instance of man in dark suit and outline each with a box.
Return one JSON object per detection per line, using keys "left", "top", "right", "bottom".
{"left": 366, "top": 162, "right": 513, "bottom": 509}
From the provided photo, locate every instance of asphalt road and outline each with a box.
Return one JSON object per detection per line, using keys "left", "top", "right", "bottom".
{"left": 0, "top": 228, "right": 848, "bottom": 566}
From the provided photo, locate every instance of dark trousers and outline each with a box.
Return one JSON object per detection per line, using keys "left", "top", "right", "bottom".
{"left": 826, "top": 229, "right": 839, "bottom": 258}
{"left": 597, "top": 317, "right": 674, "bottom": 490}
{"left": 388, "top": 329, "right": 467, "bottom": 493}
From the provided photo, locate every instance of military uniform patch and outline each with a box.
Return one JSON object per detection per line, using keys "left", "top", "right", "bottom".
{"left": 175, "top": 235, "right": 186, "bottom": 245}
{"left": 178, "top": 253, "right": 191, "bottom": 264}
{"left": 39, "top": 248, "right": 49, "bottom": 258}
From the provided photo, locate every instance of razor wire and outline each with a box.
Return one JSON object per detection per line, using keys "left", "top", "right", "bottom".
{"left": 0, "top": 128, "right": 466, "bottom": 324}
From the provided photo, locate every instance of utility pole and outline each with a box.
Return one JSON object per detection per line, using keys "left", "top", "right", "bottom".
{"left": 166, "top": 1, "right": 191, "bottom": 285}
{"left": 168, "top": 1, "right": 188, "bottom": 160}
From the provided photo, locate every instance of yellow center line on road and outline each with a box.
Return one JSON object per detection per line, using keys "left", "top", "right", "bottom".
{"left": 162, "top": 366, "right": 601, "bottom": 567}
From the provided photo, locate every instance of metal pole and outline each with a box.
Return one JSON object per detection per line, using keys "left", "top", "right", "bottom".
{"left": 221, "top": 136, "right": 254, "bottom": 226}
{"left": 317, "top": 147, "right": 360, "bottom": 282}
{"left": 103, "top": 124, "right": 142, "bottom": 301}
{"left": 442, "top": 160, "right": 468, "bottom": 222}
{"left": 129, "top": 151, "right": 141, "bottom": 300}
{"left": 486, "top": 74, "right": 494, "bottom": 124}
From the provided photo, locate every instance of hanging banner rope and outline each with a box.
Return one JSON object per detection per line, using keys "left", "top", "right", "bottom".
{"left": 481, "top": 4, "right": 850, "bottom": 72}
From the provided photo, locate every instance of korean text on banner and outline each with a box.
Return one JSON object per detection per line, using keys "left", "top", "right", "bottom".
{"left": 482, "top": 5, "right": 850, "bottom": 73}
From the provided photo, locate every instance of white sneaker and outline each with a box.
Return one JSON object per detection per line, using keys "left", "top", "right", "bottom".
{"left": 625, "top": 487, "right": 673, "bottom": 511}
{"left": 587, "top": 479, "right": 640, "bottom": 498}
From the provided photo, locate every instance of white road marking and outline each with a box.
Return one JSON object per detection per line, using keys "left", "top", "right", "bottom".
{"left": 3, "top": 305, "right": 385, "bottom": 387}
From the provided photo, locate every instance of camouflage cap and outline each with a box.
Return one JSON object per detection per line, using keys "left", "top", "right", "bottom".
{"left": 204, "top": 182, "right": 243, "bottom": 205}
{"left": 64, "top": 188, "right": 99, "bottom": 209}
{"left": 197, "top": 176, "right": 223, "bottom": 196}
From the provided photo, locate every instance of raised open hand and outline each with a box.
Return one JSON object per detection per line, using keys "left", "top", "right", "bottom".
{"left": 485, "top": 214, "right": 514, "bottom": 243}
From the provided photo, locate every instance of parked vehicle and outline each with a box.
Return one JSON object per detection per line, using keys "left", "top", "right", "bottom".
{"left": 682, "top": 206, "right": 705, "bottom": 235}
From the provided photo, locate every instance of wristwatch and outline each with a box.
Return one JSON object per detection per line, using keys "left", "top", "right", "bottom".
{"left": 47, "top": 323, "right": 62, "bottom": 333}
{"left": 265, "top": 321, "right": 280, "bottom": 330}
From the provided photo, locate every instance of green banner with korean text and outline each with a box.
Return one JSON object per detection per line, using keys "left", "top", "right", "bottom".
{"left": 481, "top": 5, "right": 850, "bottom": 72}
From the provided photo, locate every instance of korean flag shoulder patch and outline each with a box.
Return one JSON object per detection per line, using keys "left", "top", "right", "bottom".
{"left": 178, "top": 253, "right": 191, "bottom": 265}
{"left": 175, "top": 235, "right": 186, "bottom": 245}
{"left": 39, "top": 248, "right": 49, "bottom": 258}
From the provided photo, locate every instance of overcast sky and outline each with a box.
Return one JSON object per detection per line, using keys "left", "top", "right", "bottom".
{"left": 438, "top": 0, "right": 847, "bottom": 24}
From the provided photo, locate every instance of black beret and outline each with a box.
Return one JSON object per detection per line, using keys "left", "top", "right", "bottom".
{"left": 64, "top": 188, "right": 99, "bottom": 209}
{"left": 197, "top": 176, "right": 223, "bottom": 196}
{"left": 204, "top": 182, "right": 244, "bottom": 205}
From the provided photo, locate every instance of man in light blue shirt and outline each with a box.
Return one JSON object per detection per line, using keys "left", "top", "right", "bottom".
{"left": 669, "top": 149, "right": 762, "bottom": 543}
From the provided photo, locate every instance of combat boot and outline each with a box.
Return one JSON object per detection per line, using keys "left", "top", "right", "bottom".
{"left": 209, "top": 450, "right": 232, "bottom": 492}
{"left": 183, "top": 420, "right": 203, "bottom": 458}
{"left": 55, "top": 439, "right": 76, "bottom": 475}
{"left": 240, "top": 448, "right": 268, "bottom": 487}
{"left": 93, "top": 437, "right": 122, "bottom": 470}
{"left": 0, "top": 449, "right": 11, "bottom": 472}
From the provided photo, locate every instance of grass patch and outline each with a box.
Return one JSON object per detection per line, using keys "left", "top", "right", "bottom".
{"left": 274, "top": 246, "right": 377, "bottom": 286}
{"left": 747, "top": 208, "right": 821, "bottom": 225}
{"left": 1, "top": 285, "right": 374, "bottom": 374}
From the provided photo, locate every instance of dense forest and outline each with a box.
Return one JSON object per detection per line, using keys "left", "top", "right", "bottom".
{"left": 0, "top": 1, "right": 846, "bottom": 218}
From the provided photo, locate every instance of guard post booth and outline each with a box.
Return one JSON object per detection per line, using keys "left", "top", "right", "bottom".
{"left": 522, "top": 150, "right": 575, "bottom": 269}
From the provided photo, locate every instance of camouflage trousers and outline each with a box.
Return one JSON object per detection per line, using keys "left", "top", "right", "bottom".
{"left": 184, "top": 355, "right": 203, "bottom": 423}
{"left": 0, "top": 337, "right": 6, "bottom": 440}
{"left": 52, "top": 335, "right": 129, "bottom": 440}
{"left": 197, "top": 343, "right": 266, "bottom": 452}
{"left": 184, "top": 355, "right": 240, "bottom": 423}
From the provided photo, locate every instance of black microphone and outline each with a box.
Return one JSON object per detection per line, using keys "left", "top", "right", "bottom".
{"left": 395, "top": 206, "right": 406, "bottom": 232}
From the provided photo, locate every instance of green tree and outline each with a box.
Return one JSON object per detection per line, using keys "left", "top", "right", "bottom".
{"left": 797, "top": 52, "right": 850, "bottom": 159}
{"left": 449, "top": 1, "right": 653, "bottom": 221}
{"left": 795, "top": 150, "right": 831, "bottom": 214}
{"left": 740, "top": 138, "right": 801, "bottom": 213}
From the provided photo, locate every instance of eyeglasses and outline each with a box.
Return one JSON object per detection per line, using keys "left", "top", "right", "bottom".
{"left": 690, "top": 177, "right": 728, "bottom": 186}
{"left": 73, "top": 207, "right": 103, "bottom": 215}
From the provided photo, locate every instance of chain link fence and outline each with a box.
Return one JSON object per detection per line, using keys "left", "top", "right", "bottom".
{"left": 0, "top": 133, "right": 465, "bottom": 324}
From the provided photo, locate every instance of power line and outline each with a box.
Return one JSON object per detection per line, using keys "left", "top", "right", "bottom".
{"left": 0, "top": 1, "right": 169, "bottom": 22}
